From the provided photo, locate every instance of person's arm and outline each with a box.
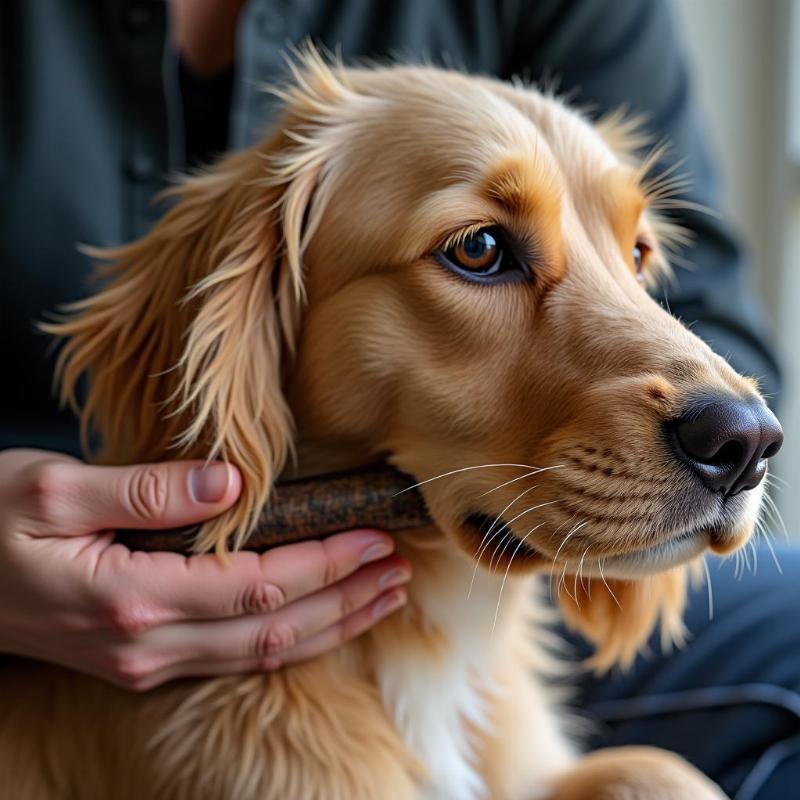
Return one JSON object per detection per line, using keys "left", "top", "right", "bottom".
{"left": 509, "top": 0, "right": 781, "bottom": 400}
{"left": 0, "top": 449, "right": 409, "bottom": 690}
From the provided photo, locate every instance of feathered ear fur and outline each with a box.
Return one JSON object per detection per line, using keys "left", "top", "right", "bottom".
{"left": 44, "top": 50, "right": 351, "bottom": 553}
{"left": 556, "top": 563, "right": 698, "bottom": 673}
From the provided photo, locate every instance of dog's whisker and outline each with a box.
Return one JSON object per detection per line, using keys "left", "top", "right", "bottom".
{"left": 765, "top": 472, "right": 789, "bottom": 488}
{"left": 491, "top": 524, "right": 545, "bottom": 635}
{"left": 473, "top": 484, "right": 541, "bottom": 559}
{"left": 759, "top": 494, "right": 778, "bottom": 533}
{"left": 740, "top": 542, "right": 752, "bottom": 576}
{"left": 394, "top": 463, "right": 542, "bottom": 495}
{"left": 573, "top": 545, "right": 591, "bottom": 600}
{"left": 761, "top": 490, "right": 788, "bottom": 541}
{"left": 597, "top": 557, "right": 622, "bottom": 610}
{"left": 572, "top": 550, "right": 582, "bottom": 601}
{"left": 550, "top": 520, "right": 589, "bottom": 570}
{"left": 761, "top": 529, "right": 784, "bottom": 575}
{"left": 547, "top": 515, "right": 577, "bottom": 602}
{"left": 552, "top": 519, "right": 588, "bottom": 605}
{"left": 701, "top": 556, "right": 714, "bottom": 622}
{"left": 488, "top": 516, "right": 536, "bottom": 574}
{"left": 753, "top": 516, "right": 764, "bottom": 546}
{"left": 474, "top": 513, "right": 515, "bottom": 562}
{"left": 581, "top": 546, "right": 592, "bottom": 593}
{"left": 486, "top": 499, "right": 570, "bottom": 574}
{"left": 489, "top": 530, "right": 516, "bottom": 575}
{"left": 479, "top": 464, "right": 564, "bottom": 496}
{"left": 559, "top": 557, "right": 577, "bottom": 605}
{"left": 764, "top": 476, "right": 785, "bottom": 494}
{"left": 467, "top": 486, "right": 550, "bottom": 599}
{"left": 478, "top": 499, "right": 563, "bottom": 568}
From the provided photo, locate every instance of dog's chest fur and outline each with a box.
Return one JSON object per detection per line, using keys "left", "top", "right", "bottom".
{"left": 371, "top": 534, "right": 531, "bottom": 800}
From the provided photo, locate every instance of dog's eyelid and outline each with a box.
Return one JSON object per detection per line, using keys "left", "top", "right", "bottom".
{"left": 432, "top": 224, "right": 535, "bottom": 285}
{"left": 436, "top": 221, "right": 496, "bottom": 254}
{"left": 635, "top": 230, "right": 655, "bottom": 249}
{"left": 435, "top": 224, "right": 536, "bottom": 265}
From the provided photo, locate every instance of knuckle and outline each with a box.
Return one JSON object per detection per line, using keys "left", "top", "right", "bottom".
{"left": 319, "top": 540, "right": 343, "bottom": 587}
{"left": 338, "top": 587, "right": 357, "bottom": 620}
{"left": 103, "top": 596, "right": 158, "bottom": 637}
{"left": 252, "top": 622, "right": 298, "bottom": 659}
{"left": 239, "top": 582, "right": 286, "bottom": 615}
{"left": 105, "top": 651, "right": 155, "bottom": 691}
{"left": 125, "top": 466, "right": 170, "bottom": 522}
{"left": 23, "top": 460, "right": 72, "bottom": 523}
{"left": 260, "top": 655, "right": 283, "bottom": 671}
{"left": 338, "top": 616, "right": 365, "bottom": 647}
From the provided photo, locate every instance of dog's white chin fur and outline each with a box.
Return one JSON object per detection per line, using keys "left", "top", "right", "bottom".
{"left": 571, "top": 532, "right": 710, "bottom": 580}
{"left": 557, "top": 481, "right": 763, "bottom": 580}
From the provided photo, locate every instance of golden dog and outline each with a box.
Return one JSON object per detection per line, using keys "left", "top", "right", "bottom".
{"left": 2, "top": 51, "right": 783, "bottom": 799}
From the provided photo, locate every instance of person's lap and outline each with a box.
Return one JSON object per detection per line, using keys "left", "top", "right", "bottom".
{"left": 562, "top": 544, "right": 800, "bottom": 799}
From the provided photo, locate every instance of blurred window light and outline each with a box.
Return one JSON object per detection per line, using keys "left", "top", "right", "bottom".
{"left": 788, "top": 0, "right": 800, "bottom": 164}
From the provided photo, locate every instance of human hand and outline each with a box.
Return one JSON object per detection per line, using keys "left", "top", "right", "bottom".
{"left": 0, "top": 449, "right": 409, "bottom": 690}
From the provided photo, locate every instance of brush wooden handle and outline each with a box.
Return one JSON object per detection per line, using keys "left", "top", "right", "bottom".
{"left": 114, "top": 466, "right": 430, "bottom": 553}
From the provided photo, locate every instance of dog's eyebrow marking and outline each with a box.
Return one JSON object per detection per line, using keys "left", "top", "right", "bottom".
{"left": 481, "top": 155, "right": 561, "bottom": 220}
{"left": 480, "top": 155, "right": 566, "bottom": 282}
{"left": 604, "top": 167, "right": 647, "bottom": 264}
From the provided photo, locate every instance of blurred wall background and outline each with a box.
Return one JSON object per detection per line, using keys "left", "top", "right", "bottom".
{"left": 674, "top": 0, "right": 799, "bottom": 533}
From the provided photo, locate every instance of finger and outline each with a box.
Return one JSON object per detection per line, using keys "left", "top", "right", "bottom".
{"left": 37, "top": 459, "right": 241, "bottom": 534}
{"left": 260, "top": 586, "right": 409, "bottom": 666}
{"left": 145, "top": 587, "right": 408, "bottom": 687}
{"left": 93, "top": 528, "right": 397, "bottom": 626}
{"left": 144, "top": 554, "right": 411, "bottom": 661}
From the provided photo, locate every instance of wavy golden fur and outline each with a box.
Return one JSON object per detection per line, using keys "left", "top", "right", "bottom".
{"left": 2, "top": 50, "right": 768, "bottom": 798}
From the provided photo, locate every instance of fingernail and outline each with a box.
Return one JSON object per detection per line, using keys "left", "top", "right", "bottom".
{"left": 360, "top": 540, "right": 394, "bottom": 565}
{"left": 189, "top": 464, "right": 231, "bottom": 503}
{"left": 378, "top": 566, "right": 411, "bottom": 590}
{"left": 373, "top": 588, "right": 407, "bottom": 621}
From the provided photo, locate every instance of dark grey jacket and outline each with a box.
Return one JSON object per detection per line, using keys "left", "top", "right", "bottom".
{"left": 0, "top": 0, "right": 781, "bottom": 455}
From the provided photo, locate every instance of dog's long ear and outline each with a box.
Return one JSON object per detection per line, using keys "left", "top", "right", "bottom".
{"left": 557, "top": 563, "right": 697, "bottom": 673}
{"left": 44, "top": 53, "right": 348, "bottom": 553}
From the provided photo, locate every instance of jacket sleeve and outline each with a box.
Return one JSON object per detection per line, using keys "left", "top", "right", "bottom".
{"left": 507, "top": 0, "right": 782, "bottom": 402}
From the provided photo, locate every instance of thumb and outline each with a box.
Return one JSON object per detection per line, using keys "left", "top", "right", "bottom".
{"left": 59, "top": 460, "right": 242, "bottom": 533}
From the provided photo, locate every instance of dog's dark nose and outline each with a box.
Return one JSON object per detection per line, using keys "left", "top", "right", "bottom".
{"left": 668, "top": 397, "right": 783, "bottom": 496}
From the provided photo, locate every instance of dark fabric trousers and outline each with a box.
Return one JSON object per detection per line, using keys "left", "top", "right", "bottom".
{"left": 568, "top": 545, "right": 800, "bottom": 800}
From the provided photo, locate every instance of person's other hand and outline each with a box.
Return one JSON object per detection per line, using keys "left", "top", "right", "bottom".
{"left": 0, "top": 449, "right": 409, "bottom": 690}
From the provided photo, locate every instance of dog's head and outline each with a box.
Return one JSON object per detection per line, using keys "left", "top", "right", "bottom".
{"left": 50, "top": 52, "right": 782, "bottom": 668}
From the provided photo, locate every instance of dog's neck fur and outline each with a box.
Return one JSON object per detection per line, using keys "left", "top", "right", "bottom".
{"left": 288, "top": 436, "right": 574, "bottom": 797}
{"left": 361, "top": 528, "right": 572, "bottom": 799}
{"left": 286, "top": 441, "right": 500, "bottom": 796}
{"left": 382, "top": 531, "right": 505, "bottom": 798}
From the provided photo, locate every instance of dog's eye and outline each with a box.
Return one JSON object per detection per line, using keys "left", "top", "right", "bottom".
{"left": 633, "top": 240, "right": 651, "bottom": 283}
{"left": 452, "top": 230, "right": 500, "bottom": 273}
{"left": 437, "top": 227, "right": 526, "bottom": 283}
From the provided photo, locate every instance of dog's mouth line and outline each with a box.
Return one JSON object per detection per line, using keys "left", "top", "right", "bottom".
{"left": 461, "top": 510, "right": 716, "bottom": 568}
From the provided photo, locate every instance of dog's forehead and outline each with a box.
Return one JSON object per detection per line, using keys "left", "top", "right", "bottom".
{"left": 346, "top": 67, "right": 638, "bottom": 226}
